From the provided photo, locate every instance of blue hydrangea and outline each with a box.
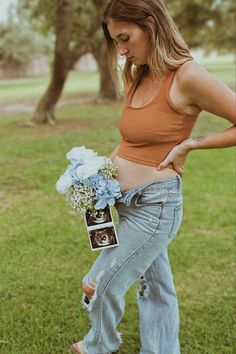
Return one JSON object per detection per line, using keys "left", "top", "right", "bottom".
{"left": 89, "top": 173, "right": 122, "bottom": 210}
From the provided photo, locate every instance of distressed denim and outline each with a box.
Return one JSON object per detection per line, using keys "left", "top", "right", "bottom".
{"left": 81, "top": 175, "right": 183, "bottom": 354}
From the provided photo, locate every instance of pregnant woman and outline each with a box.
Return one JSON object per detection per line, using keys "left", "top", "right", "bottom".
{"left": 71, "top": 1, "right": 236, "bottom": 353}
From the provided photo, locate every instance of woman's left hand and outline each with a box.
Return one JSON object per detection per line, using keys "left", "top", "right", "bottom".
{"left": 156, "top": 141, "right": 191, "bottom": 175}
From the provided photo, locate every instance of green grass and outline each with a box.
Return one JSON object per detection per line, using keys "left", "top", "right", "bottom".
{"left": 0, "top": 58, "right": 235, "bottom": 354}
{"left": 0, "top": 71, "right": 99, "bottom": 103}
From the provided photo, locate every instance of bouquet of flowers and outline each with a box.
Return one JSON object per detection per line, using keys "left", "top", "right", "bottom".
{"left": 56, "top": 146, "right": 121, "bottom": 250}
{"left": 56, "top": 146, "right": 121, "bottom": 214}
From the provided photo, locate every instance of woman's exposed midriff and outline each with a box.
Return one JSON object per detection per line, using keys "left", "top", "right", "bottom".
{"left": 113, "top": 155, "right": 178, "bottom": 192}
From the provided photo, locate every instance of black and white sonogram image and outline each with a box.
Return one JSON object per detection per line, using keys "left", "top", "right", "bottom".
{"left": 84, "top": 206, "right": 119, "bottom": 251}
{"left": 88, "top": 226, "right": 118, "bottom": 250}
{"left": 85, "top": 206, "right": 112, "bottom": 227}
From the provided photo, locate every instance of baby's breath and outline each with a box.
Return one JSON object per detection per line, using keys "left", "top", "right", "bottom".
{"left": 65, "top": 184, "right": 96, "bottom": 214}
{"left": 101, "top": 160, "right": 118, "bottom": 179}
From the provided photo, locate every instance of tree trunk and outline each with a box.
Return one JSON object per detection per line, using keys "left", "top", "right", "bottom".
{"left": 32, "top": 65, "right": 70, "bottom": 125}
{"left": 32, "top": 0, "right": 74, "bottom": 124}
{"left": 91, "top": 39, "right": 117, "bottom": 100}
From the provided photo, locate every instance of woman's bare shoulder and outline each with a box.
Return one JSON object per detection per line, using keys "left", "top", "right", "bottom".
{"left": 175, "top": 60, "right": 235, "bottom": 121}
{"left": 176, "top": 60, "right": 207, "bottom": 85}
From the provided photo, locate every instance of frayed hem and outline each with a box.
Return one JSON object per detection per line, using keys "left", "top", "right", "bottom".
{"left": 82, "top": 332, "right": 123, "bottom": 354}
{"left": 83, "top": 340, "right": 122, "bottom": 354}
{"left": 117, "top": 331, "right": 123, "bottom": 348}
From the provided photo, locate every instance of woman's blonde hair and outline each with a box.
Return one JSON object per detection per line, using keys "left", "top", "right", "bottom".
{"left": 102, "top": 0, "right": 192, "bottom": 88}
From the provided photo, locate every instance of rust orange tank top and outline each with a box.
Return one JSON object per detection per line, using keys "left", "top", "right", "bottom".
{"left": 117, "top": 68, "right": 199, "bottom": 168}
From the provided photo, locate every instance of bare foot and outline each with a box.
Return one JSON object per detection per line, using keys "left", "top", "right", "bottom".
{"left": 71, "top": 341, "right": 84, "bottom": 353}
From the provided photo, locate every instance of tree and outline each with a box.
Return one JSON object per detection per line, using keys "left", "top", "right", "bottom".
{"left": 18, "top": 0, "right": 116, "bottom": 124}
{"left": 32, "top": 0, "right": 75, "bottom": 124}
{"left": 90, "top": 34, "right": 117, "bottom": 100}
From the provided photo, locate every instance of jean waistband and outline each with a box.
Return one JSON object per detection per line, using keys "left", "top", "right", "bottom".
{"left": 118, "top": 175, "right": 182, "bottom": 207}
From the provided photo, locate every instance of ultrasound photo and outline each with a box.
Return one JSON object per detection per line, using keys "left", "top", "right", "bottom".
{"left": 84, "top": 206, "right": 119, "bottom": 251}
{"left": 88, "top": 226, "right": 118, "bottom": 250}
{"left": 85, "top": 206, "right": 112, "bottom": 227}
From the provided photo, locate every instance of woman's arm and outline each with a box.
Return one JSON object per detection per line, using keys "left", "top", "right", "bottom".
{"left": 182, "top": 126, "right": 236, "bottom": 151}
{"left": 157, "top": 61, "right": 236, "bottom": 174}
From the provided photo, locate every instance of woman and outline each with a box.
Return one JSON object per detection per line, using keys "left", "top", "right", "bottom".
{"left": 71, "top": 0, "right": 236, "bottom": 353}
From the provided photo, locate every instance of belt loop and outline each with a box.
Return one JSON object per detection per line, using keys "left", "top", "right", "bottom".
{"left": 125, "top": 189, "right": 139, "bottom": 207}
{"left": 134, "top": 190, "right": 144, "bottom": 207}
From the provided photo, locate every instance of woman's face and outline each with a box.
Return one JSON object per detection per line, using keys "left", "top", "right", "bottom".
{"left": 107, "top": 19, "right": 150, "bottom": 65}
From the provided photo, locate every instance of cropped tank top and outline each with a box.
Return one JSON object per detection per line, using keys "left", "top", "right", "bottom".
{"left": 117, "top": 68, "right": 200, "bottom": 168}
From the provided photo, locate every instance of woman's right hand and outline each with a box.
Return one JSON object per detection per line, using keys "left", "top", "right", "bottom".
{"left": 156, "top": 140, "right": 192, "bottom": 176}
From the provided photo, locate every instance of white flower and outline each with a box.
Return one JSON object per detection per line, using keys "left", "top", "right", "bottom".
{"left": 76, "top": 156, "right": 106, "bottom": 180}
{"left": 56, "top": 172, "right": 73, "bottom": 194}
{"left": 66, "top": 146, "right": 97, "bottom": 162}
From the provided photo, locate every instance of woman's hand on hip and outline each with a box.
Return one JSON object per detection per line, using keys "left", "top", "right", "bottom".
{"left": 156, "top": 141, "right": 191, "bottom": 175}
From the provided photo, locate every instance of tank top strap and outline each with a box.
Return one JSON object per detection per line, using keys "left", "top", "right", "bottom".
{"left": 162, "top": 59, "right": 194, "bottom": 95}
{"left": 162, "top": 59, "right": 194, "bottom": 113}
{"left": 158, "top": 71, "right": 174, "bottom": 94}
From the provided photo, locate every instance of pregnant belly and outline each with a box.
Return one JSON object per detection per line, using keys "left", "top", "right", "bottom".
{"left": 113, "top": 155, "right": 178, "bottom": 192}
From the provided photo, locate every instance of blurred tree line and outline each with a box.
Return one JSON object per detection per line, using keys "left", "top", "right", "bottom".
{"left": 0, "top": 9, "right": 53, "bottom": 65}
{"left": 0, "top": 0, "right": 234, "bottom": 124}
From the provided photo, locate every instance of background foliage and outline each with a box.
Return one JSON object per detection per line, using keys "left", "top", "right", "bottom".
{"left": 0, "top": 4, "right": 53, "bottom": 64}
{"left": 0, "top": 0, "right": 235, "bottom": 64}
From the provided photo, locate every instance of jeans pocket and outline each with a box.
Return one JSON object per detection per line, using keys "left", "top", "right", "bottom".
{"left": 168, "top": 204, "right": 183, "bottom": 238}
{"left": 134, "top": 189, "right": 168, "bottom": 207}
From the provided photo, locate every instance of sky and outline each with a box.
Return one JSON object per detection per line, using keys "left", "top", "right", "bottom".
{"left": 0, "top": 0, "right": 18, "bottom": 23}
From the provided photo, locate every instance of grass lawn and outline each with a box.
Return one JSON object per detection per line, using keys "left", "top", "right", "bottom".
{"left": 0, "top": 71, "right": 99, "bottom": 104}
{"left": 0, "top": 58, "right": 235, "bottom": 354}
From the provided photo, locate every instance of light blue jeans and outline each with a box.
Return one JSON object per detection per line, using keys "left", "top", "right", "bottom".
{"left": 82, "top": 175, "right": 183, "bottom": 354}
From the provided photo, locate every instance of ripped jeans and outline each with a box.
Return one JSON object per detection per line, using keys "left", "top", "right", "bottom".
{"left": 82, "top": 175, "right": 183, "bottom": 354}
